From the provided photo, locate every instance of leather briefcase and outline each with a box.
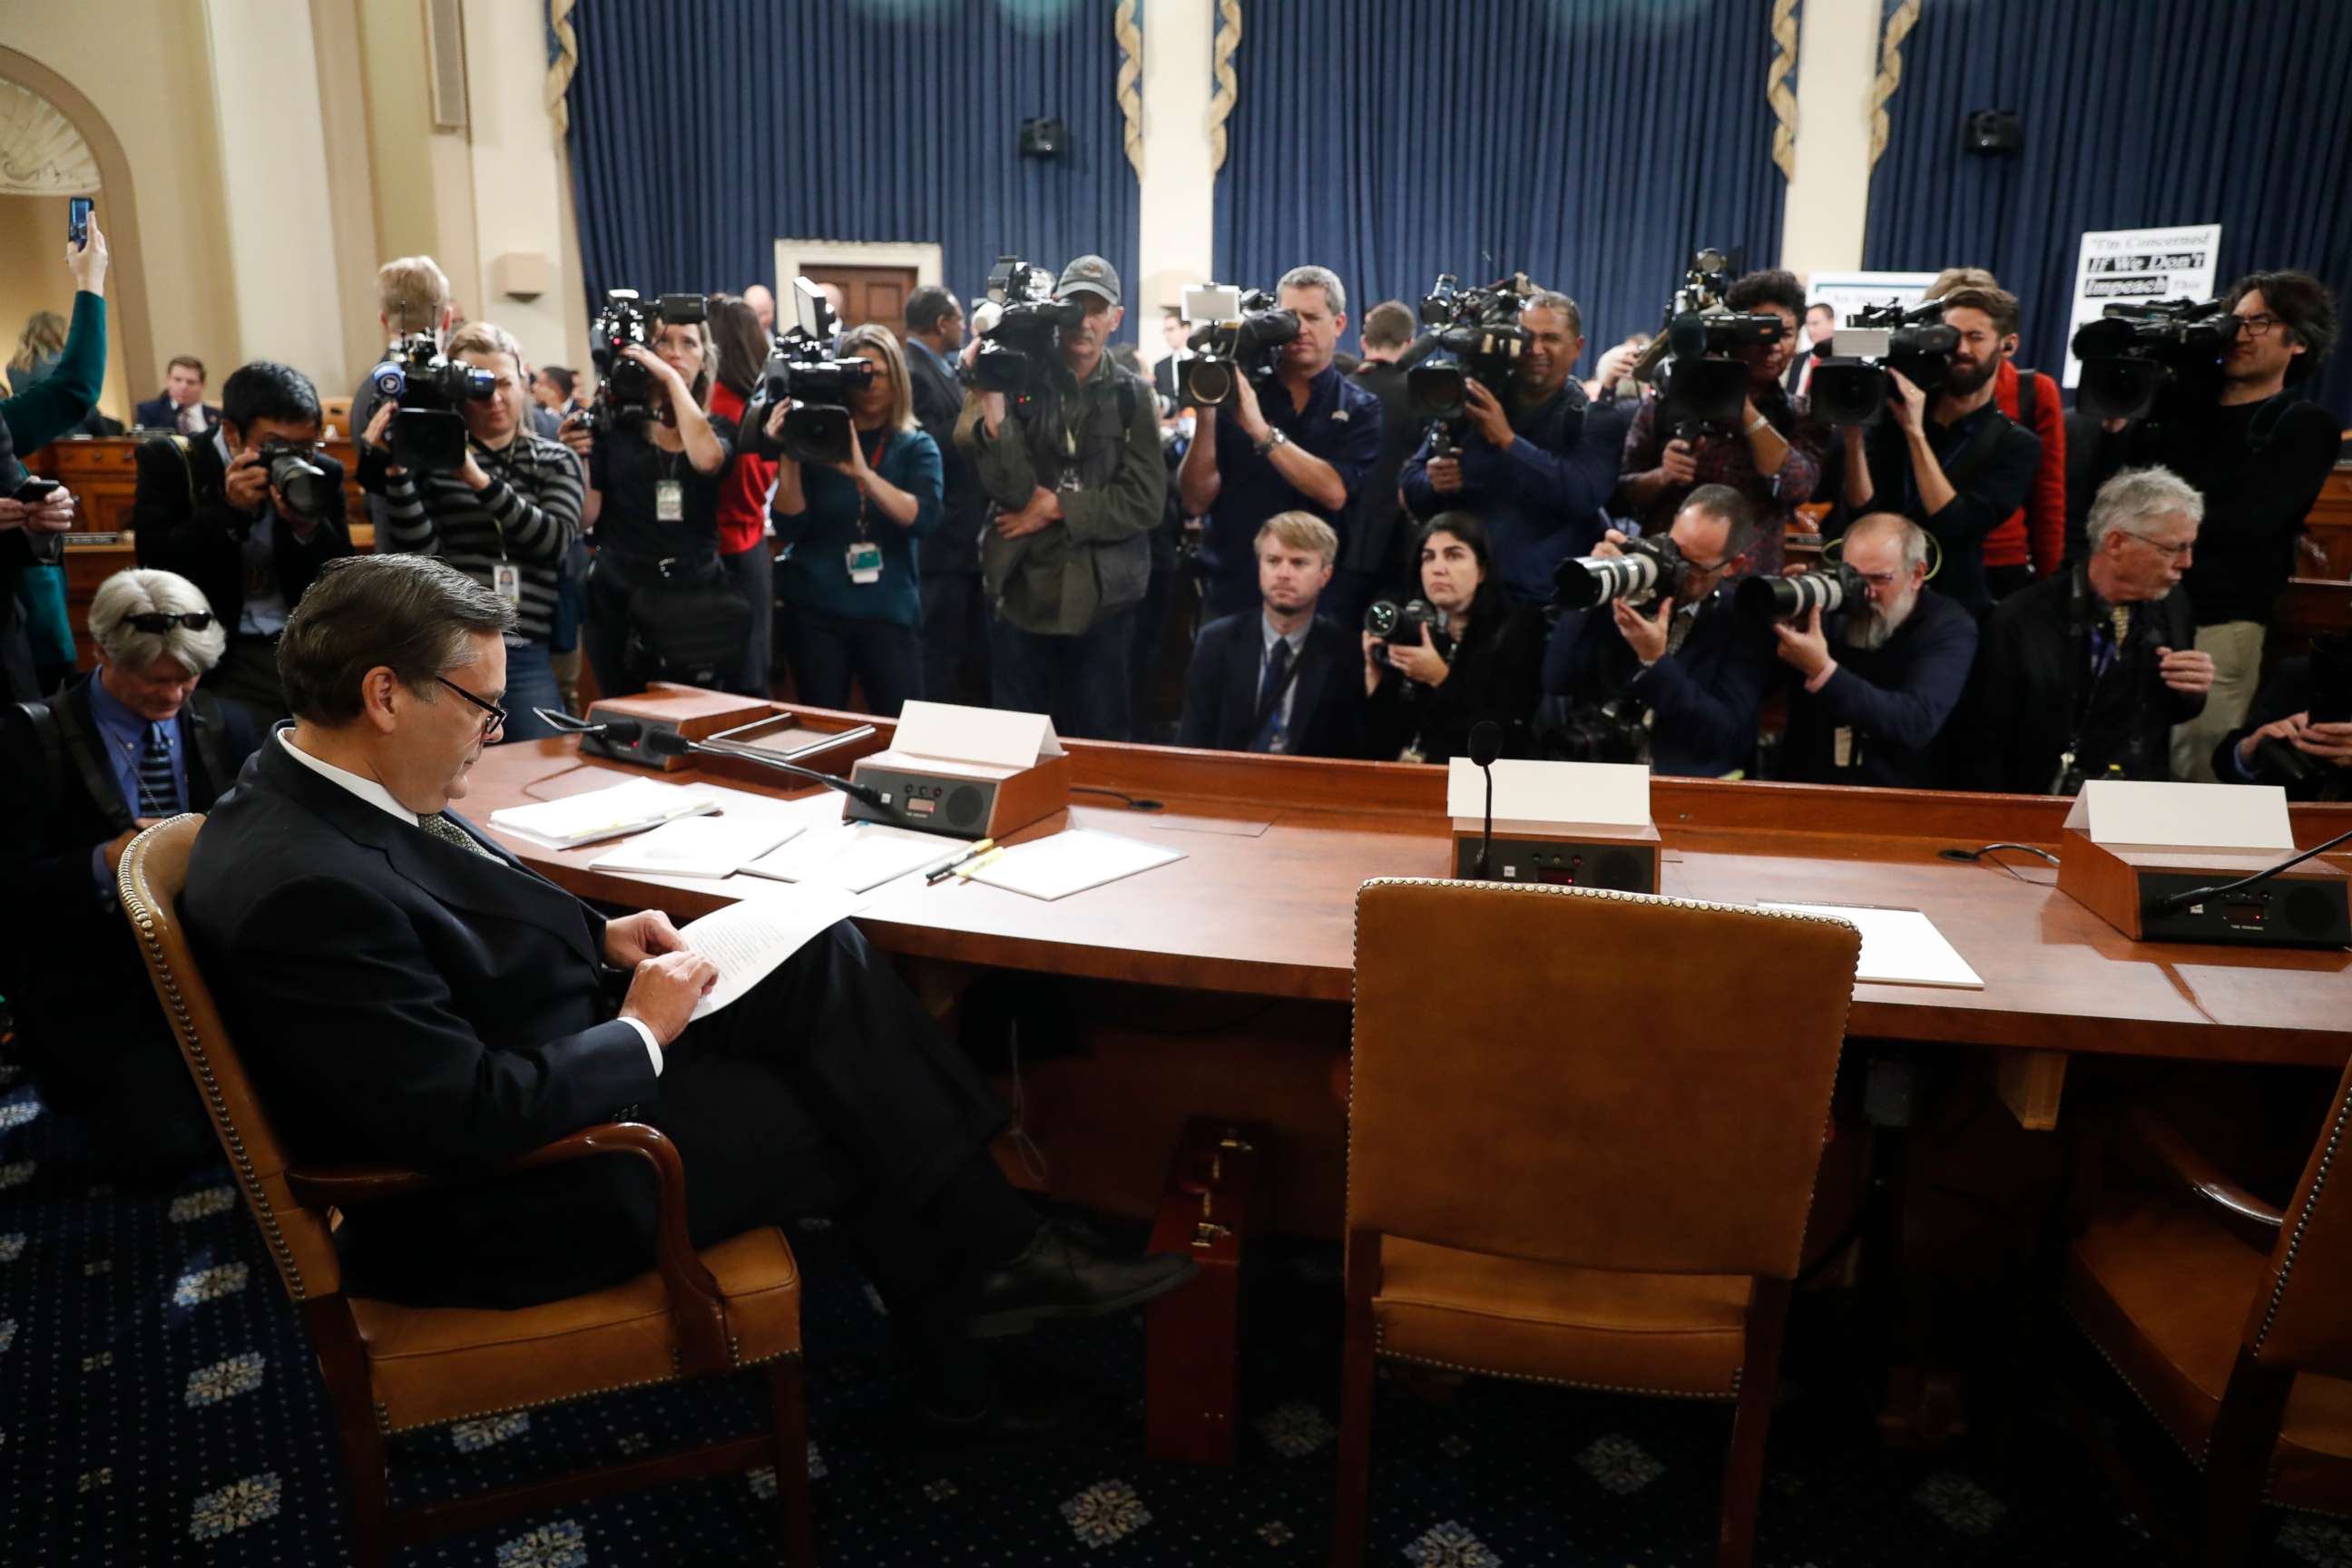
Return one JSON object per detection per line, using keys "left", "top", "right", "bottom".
{"left": 1145, "top": 1117, "right": 1268, "bottom": 1465}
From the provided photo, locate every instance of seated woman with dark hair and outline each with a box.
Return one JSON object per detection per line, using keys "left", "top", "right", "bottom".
{"left": 1362, "top": 511, "right": 1547, "bottom": 762}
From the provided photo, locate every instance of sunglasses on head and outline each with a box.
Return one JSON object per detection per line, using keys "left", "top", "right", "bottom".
{"left": 124, "top": 612, "right": 215, "bottom": 633}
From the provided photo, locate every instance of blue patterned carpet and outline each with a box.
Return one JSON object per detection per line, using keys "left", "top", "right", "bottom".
{"left": 5, "top": 1058, "right": 2350, "bottom": 1568}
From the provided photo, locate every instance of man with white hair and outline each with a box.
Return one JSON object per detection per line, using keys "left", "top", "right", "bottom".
{"left": 1959, "top": 466, "right": 2215, "bottom": 793}
{"left": 0, "top": 567, "right": 260, "bottom": 1178}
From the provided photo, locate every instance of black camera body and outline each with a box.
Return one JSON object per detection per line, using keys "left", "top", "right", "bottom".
{"left": 1544, "top": 694, "right": 1655, "bottom": 766}
{"left": 1181, "top": 289, "right": 1300, "bottom": 408}
{"left": 586, "top": 289, "right": 708, "bottom": 433}
{"left": 2252, "top": 636, "right": 2352, "bottom": 789}
{"left": 1364, "top": 598, "right": 1452, "bottom": 671}
{"left": 1736, "top": 559, "right": 1869, "bottom": 622}
{"left": 368, "top": 333, "right": 496, "bottom": 473}
{"left": 1624, "top": 249, "right": 1784, "bottom": 437}
{"left": 252, "top": 439, "right": 342, "bottom": 524}
{"left": 1807, "top": 301, "right": 1961, "bottom": 427}
{"left": 760, "top": 331, "right": 876, "bottom": 468}
{"left": 971, "top": 256, "right": 1086, "bottom": 401}
{"left": 1553, "top": 534, "right": 1690, "bottom": 612}
{"left": 1406, "top": 272, "right": 1534, "bottom": 421}
{"left": 2070, "top": 297, "right": 2231, "bottom": 424}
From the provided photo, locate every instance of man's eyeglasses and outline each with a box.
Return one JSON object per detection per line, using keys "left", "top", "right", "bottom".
{"left": 434, "top": 675, "right": 507, "bottom": 738}
{"left": 124, "top": 612, "right": 214, "bottom": 633}
{"left": 2228, "top": 313, "right": 2287, "bottom": 338}
{"left": 2120, "top": 530, "right": 2195, "bottom": 561}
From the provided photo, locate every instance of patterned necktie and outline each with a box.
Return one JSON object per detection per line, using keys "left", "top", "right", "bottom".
{"left": 1254, "top": 638, "right": 1293, "bottom": 751}
{"left": 2109, "top": 604, "right": 2133, "bottom": 647}
{"left": 420, "top": 812, "right": 498, "bottom": 862}
{"left": 136, "top": 725, "right": 179, "bottom": 816}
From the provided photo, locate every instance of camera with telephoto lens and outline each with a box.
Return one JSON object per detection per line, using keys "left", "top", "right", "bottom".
{"left": 1805, "top": 301, "right": 1961, "bottom": 427}
{"left": 970, "top": 256, "right": 1087, "bottom": 400}
{"left": 251, "top": 440, "right": 342, "bottom": 524}
{"left": 368, "top": 333, "right": 496, "bottom": 473}
{"left": 2070, "top": 297, "right": 2232, "bottom": 424}
{"left": 1542, "top": 693, "right": 1655, "bottom": 766}
{"left": 1180, "top": 287, "right": 1300, "bottom": 408}
{"left": 1406, "top": 271, "right": 1534, "bottom": 421}
{"left": 1363, "top": 598, "right": 1451, "bottom": 668}
{"left": 585, "top": 289, "right": 708, "bottom": 434}
{"left": 1552, "top": 533, "right": 1690, "bottom": 612}
{"left": 760, "top": 330, "right": 875, "bottom": 468}
{"left": 1736, "top": 559, "right": 1869, "bottom": 622}
{"left": 2251, "top": 634, "right": 2352, "bottom": 789}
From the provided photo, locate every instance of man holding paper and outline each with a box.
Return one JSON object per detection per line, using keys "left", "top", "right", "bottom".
{"left": 183, "top": 555, "right": 1194, "bottom": 1436}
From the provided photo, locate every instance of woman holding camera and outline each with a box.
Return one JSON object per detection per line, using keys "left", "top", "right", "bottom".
{"left": 706, "top": 296, "right": 782, "bottom": 697}
{"left": 558, "top": 315, "right": 738, "bottom": 699}
{"left": 1363, "top": 511, "right": 1546, "bottom": 762}
{"left": 367, "top": 322, "right": 583, "bottom": 740}
{"left": 766, "top": 325, "right": 942, "bottom": 717}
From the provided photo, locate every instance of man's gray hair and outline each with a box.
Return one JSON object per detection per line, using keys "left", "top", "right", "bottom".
{"left": 278, "top": 555, "right": 516, "bottom": 726}
{"left": 90, "top": 568, "right": 226, "bottom": 675}
{"left": 1278, "top": 265, "right": 1346, "bottom": 318}
{"left": 1524, "top": 289, "right": 1583, "bottom": 339}
{"left": 2086, "top": 466, "right": 2204, "bottom": 552}
{"left": 1844, "top": 511, "right": 1930, "bottom": 573}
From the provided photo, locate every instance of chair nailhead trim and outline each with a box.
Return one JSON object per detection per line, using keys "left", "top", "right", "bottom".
{"left": 2250, "top": 1089, "right": 2352, "bottom": 1358}
{"left": 377, "top": 1348, "right": 803, "bottom": 1436}
{"left": 1372, "top": 1325, "right": 1738, "bottom": 1401}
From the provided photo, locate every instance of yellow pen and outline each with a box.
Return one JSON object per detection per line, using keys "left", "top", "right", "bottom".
{"left": 949, "top": 847, "right": 1005, "bottom": 882}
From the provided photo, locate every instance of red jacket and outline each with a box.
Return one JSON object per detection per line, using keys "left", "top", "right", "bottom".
{"left": 709, "top": 381, "right": 779, "bottom": 556}
{"left": 1985, "top": 358, "right": 2065, "bottom": 575}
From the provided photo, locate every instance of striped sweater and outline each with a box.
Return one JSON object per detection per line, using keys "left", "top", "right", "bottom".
{"left": 379, "top": 434, "right": 584, "bottom": 642}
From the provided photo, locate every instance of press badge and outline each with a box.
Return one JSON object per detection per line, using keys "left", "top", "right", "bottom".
{"left": 1834, "top": 727, "right": 1856, "bottom": 769}
{"left": 845, "top": 541, "right": 884, "bottom": 584}
{"left": 654, "top": 479, "right": 684, "bottom": 522}
{"left": 491, "top": 562, "right": 522, "bottom": 604}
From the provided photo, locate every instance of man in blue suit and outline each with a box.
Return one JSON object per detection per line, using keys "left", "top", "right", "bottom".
{"left": 132, "top": 356, "right": 219, "bottom": 433}
{"left": 1179, "top": 511, "right": 1367, "bottom": 758}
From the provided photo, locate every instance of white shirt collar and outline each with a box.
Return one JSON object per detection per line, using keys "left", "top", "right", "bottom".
{"left": 1260, "top": 612, "right": 1311, "bottom": 656}
{"left": 276, "top": 728, "right": 420, "bottom": 826}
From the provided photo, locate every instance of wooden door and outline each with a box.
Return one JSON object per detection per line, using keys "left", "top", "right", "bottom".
{"left": 798, "top": 264, "right": 918, "bottom": 335}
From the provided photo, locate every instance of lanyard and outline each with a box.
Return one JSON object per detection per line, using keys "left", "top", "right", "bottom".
{"left": 854, "top": 430, "right": 891, "bottom": 540}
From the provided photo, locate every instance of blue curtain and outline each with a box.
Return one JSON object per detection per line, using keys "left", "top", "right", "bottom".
{"left": 566, "top": 0, "right": 1137, "bottom": 317}
{"left": 1211, "top": 0, "right": 1788, "bottom": 356}
{"left": 1864, "top": 0, "right": 2352, "bottom": 420}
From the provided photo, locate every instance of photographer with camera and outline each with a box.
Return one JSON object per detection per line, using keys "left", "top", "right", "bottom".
{"left": 2216, "top": 637, "right": 2352, "bottom": 802}
{"left": 962, "top": 255, "right": 1162, "bottom": 739}
{"left": 1178, "top": 265, "right": 1386, "bottom": 620}
{"left": 1362, "top": 512, "right": 1545, "bottom": 763}
{"left": 765, "top": 324, "right": 941, "bottom": 718}
{"left": 1835, "top": 285, "right": 2041, "bottom": 618}
{"left": 1920, "top": 268, "right": 2066, "bottom": 598}
{"left": 1180, "top": 512, "right": 1366, "bottom": 758}
{"left": 1763, "top": 513, "right": 1978, "bottom": 789}
{"left": 367, "top": 322, "right": 583, "bottom": 740}
{"left": 1957, "top": 466, "right": 2212, "bottom": 794}
{"left": 1539, "top": 485, "right": 1776, "bottom": 777}
{"left": 556, "top": 299, "right": 740, "bottom": 700}
{"left": 1618, "top": 270, "right": 1819, "bottom": 580}
{"left": 1399, "top": 289, "right": 1624, "bottom": 606}
{"left": 706, "top": 296, "right": 784, "bottom": 697}
{"left": 132, "top": 361, "right": 352, "bottom": 723}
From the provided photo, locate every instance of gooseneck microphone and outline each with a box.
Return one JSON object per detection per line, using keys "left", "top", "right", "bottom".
{"left": 2149, "top": 823, "right": 2352, "bottom": 917}
{"left": 641, "top": 727, "right": 886, "bottom": 808}
{"left": 532, "top": 709, "right": 646, "bottom": 745}
{"left": 1467, "top": 720, "right": 1504, "bottom": 878}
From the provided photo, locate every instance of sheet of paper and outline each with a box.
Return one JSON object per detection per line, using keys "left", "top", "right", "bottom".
{"left": 738, "top": 820, "right": 949, "bottom": 893}
{"left": 1446, "top": 758, "right": 1651, "bottom": 827}
{"left": 1759, "top": 902, "right": 1985, "bottom": 990}
{"left": 588, "top": 814, "right": 805, "bottom": 878}
{"left": 683, "top": 883, "right": 867, "bottom": 1019}
{"left": 965, "top": 828, "right": 1186, "bottom": 902}
{"left": 487, "top": 777, "right": 720, "bottom": 847}
{"left": 893, "top": 700, "right": 1063, "bottom": 768}
{"left": 2061, "top": 779, "right": 2293, "bottom": 850}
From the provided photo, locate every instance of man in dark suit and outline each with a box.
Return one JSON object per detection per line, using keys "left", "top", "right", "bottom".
{"left": 181, "top": 554, "right": 1189, "bottom": 1431}
{"left": 1179, "top": 512, "right": 1366, "bottom": 757}
{"left": 903, "top": 286, "right": 989, "bottom": 706}
{"left": 132, "top": 355, "right": 220, "bottom": 434}
{"left": 131, "top": 360, "right": 352, "bottom": 724}
{"left": 0, "top": 566, "right": 259, "bottom": 1178}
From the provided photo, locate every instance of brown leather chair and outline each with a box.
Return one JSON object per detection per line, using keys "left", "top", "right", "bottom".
{"left": 1335, "top": 878, "right": 1860, "bottom": 1568}
{"left": 117, "top": 816, "right": 813, "bottom": 1568}
{"left": 2062, "top": 1064, "right": 2352, "bottom": 1564}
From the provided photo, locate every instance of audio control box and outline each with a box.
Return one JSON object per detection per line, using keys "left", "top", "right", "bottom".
{"left": 2055, "top": 829, "right": 2351, "bottom": 949}
{"left": 1450, "top": 818, "right": 1662, "bottom": 893}
{"left": 579, "top": 686, "right": 773, "bottom": 770}
{"left": 847, "top": 748, "right": 1073, "bottom": 840}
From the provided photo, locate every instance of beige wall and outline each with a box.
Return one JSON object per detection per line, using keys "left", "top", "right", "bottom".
{"left": 462, "top": 0, "right": 585, "bottom": 374}
{"left": 1779, "top": 0, "right": 1878, "bottom": 286}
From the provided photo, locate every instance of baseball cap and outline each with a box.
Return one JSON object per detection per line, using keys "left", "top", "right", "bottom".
{"left": 1054, "top": 255, "right": 1122, "bottom": 307}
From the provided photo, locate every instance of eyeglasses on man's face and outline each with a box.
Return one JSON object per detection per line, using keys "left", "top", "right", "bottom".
{"left": 2121, "top": 530, "right": 2196, "bottom": 562}
{"left": 433, "top": 675, "right": 507, "bottom": 738}
{"left": 124, "top": 611, "right": 215, "bottom": 633}
{"left": 2228, "top": 313, "right": 2287, "bottom": 338}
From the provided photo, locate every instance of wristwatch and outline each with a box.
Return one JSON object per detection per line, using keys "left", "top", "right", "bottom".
{"left": 1253, "top": 428, "right": 1289, "bottom": 456}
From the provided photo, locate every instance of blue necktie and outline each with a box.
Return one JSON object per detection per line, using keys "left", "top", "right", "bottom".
{"left": 1254, "top": 639, "right": 1293, "bottom": 751}
{"left": 135, "top": 725, "right": 180, "bottom": 816}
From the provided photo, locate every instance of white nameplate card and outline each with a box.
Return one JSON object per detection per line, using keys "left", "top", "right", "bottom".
{"left": 893, "top": 701, "right": 1064, "bottom": 770}
{"left": 2061, "top": 779, "right": 2293, "bottom": 851}
{"left": 1446, "top": 758, "right": 1651, "bottom": 828}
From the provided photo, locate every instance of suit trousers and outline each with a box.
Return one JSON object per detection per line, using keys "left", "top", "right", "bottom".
{"left": 2169, "top": 620, "right": 2265, "bottom": 784}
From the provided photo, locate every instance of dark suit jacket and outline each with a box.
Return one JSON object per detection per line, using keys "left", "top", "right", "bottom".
{"left": 1776, "top": 589, "right": 1979, "bottom": 789}
{"left": 1543, "top": 590, "right": 1775, "bottom": 778}
{"left": 1178, "top": 611, "right": 1367, "bottom": 759}
{"left": 184, "top": 735, "right": 659, "bottom": 1301}
{"left": 130, "top": 433, "right": 352, "bottom": 633}
{"left": 906, "top": 336, "right": 985, "bottom": 575}
{"left": 133, "top": 396, "right": 220, "bottom": 432}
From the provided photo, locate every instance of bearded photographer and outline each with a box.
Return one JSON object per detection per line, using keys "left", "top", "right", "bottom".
{"left": 1398, "top": 290, "right": 1626, "bottom": 606}
{"left": 1362, "top": 511, "right": 1546, "bottom": 763}
{"left": 131, "top": 360, "right": 353, "bottom": 723}
{"left": 1834, "top": 286, "right": 2041, "bottom": 618}
{"left": 1539, "top": 485, "right": 1776, "bottom": 778}
{"left": 1618, "top": 269, "right": 1820, "bottom": 580}
{"left": 961, "top": 256, "right": 1161, "bottom": 740}
{"left": 368, "top": 322, "right": 584, "bottom": 741}
{"left": 2215, "top": 638, "right": 2352, "bottom": 802}
{"left": 1956, "top": 466, "right": 2213, "bottom": 794}
{"left": 1178, "top": 265, "right": 1386, "bottom": 620}
{"left": 1768, "top": 513, "right": 1978, "bottom": 789}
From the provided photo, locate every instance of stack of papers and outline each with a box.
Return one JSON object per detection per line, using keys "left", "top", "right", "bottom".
{"left": 681, "top": 883, "right": 868, "bottom": 1019}
{"left": 487, "top": 777, "right": 720, "bottom": 848}
{"left": 741, "top": 820, "right": 953, "bottom": 894}
{"left": 965, "top": 829, "right": 1185, "bottom": 901}
{"left": 1758, "top": 902, "right": 1984, "bottom": 989}
{"left": 590, "top": 815, "right": 808, "bottom": 878}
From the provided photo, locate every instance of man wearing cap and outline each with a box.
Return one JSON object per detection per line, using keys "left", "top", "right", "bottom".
{"left": 1178, "top": 263, "right": 1386, "bottom": 620}
{"left": 962, "top": 254, "right": 1166, "bottom": 740}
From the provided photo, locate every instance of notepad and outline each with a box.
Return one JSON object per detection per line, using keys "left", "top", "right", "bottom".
{"left": 1759, "top": 902, "right": 1984, "bottom": 990}
{"left": 739, "top": 820, "right": 949, "bottom": 893}
{"left": 682, "top": 884, "right": 867, "bottom": 1019}
{"left": 964, "top": 828, "right": 1186, "bottom": 901}
{"left": 589, "top": 814, "right": 808, "bottom": 878}
{"left": 487, "top": 777, "right": 720, "bottom": 848}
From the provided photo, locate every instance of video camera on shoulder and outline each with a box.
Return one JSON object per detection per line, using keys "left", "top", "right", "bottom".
{"left": 1804, "top": 300, "right": 1959, "bottom": 427}
{"left": 1363, "top": 598, "right": 1450, "bottom": 667}
{"left": 969, "top": 256, "right": 1085, "bottom": 402}
{"left": 2070, "top": 297, "right": 2231, "bottom": 424}
{"left": 755, "top": 276, "right": 874, "bottom": 467}
{"left": 1176, "top": 282, "right": 1298, "bottom": 408}
{"left": 1553, "top": 534, "right": 1689, "bottom": 612}
{"left": 1405, "top": 271, "right": 1534, "bottom": 422}
{"left": 368, "top": 333, "right": 496, "bottom": 473}
{"left": 584, "top": 289, "right": 708, "bottom": 436}
{"left": 1628, "top": 249, "right": 1784, "bottom": 438}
